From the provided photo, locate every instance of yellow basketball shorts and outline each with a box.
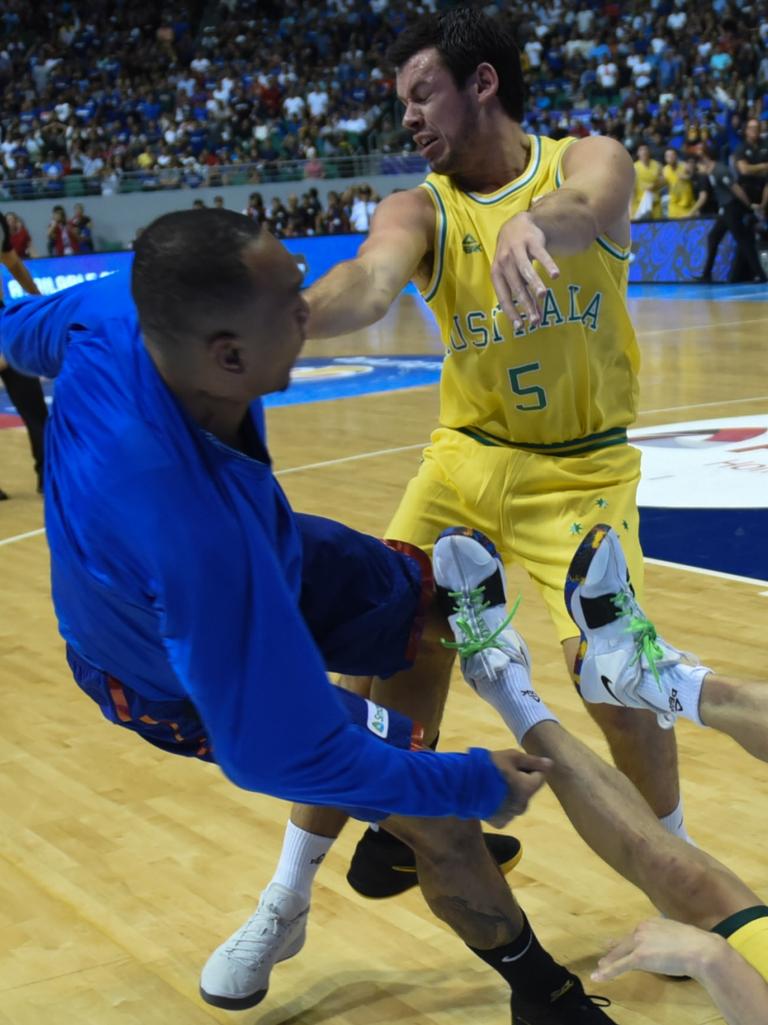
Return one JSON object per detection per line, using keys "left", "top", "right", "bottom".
{"left": 386, "top": 427, "right": 644, "bottom": 643}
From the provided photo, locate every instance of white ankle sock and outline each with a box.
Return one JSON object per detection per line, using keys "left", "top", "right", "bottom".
{"left": 270, "top": 821, "right": 335, "bottom": 903}
{"left": 472, "top": 660, "right": 559, "bottom": 744}
{"left": 658, "top": 797, "right": 694, "bottom": 845}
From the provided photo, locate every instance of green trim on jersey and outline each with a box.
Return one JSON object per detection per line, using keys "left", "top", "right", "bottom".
{"left": 420, "top": 181, "right": 448, "bottom": 303}
{"left": 455, "top": 425, "right": 629, "bottom": 457}
{"left": 463, "top": 136, "right": 542, "bottom": 204}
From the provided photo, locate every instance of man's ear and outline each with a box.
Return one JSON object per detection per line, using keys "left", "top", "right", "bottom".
{"left": 210, "top": 334, "right": 245, "bottom": 374}
{"left": 475, "top": 62, "right": 500, "bottom": 105}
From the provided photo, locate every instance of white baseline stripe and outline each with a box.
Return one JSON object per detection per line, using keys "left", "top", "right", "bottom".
{"left": 637, "top": 395, "right": 768, "bottom": 417}
{"left": 646, "top": 556, "right": 768, "bottom": 590}
{"left": 0, "top": 526, "right": 45, "bottom": 547}
{"left": 636, "top": 315, "right": 768, "bottom": 339}
{"left": 275, "top": 441, "right": 424, "bottom": 476}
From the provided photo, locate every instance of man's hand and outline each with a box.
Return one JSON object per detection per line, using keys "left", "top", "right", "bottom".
{"left": 485, "top": 749, "right": 552, "bottom": 827}
{"left": 592, "top": 919, "right": 725, "bottom": 982}
{"left": 492, "top": 213, "right": 560, "bottom": 331}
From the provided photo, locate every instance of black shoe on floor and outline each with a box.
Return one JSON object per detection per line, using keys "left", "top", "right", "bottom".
{"left": 347, "top": 826, "right": 523, "bottom": 898}
{"left": 0, "top": 487, "right": 8, "bottom": 501}
{"left": 511, "top": 975, "right": 615, "bottom": 1024}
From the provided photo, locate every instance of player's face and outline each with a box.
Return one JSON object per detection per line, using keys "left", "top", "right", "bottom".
{"left": 396, "top": 49, "right": 477, "bottom": 176}
{"left": 241, "top": 235, "right": 309, "bottom": 394}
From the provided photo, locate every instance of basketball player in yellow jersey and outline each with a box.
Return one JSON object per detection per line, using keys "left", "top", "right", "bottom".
{"left": 308, "top": 7, "right": 686, "bottom": 835}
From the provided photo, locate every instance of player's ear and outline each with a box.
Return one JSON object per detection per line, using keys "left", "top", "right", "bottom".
{"left": 474, "top": 62, "right": 499, "bottom": 105}
{"left": 210, "top": 334, "right": 245, "bottom": 374}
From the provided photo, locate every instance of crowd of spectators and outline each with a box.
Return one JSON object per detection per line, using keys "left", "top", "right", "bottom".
{"left": 0, "top": 0, "right": 766, "bottom": 205}
{"left": 239, "top": 182, "right": 379, "bottom": 236}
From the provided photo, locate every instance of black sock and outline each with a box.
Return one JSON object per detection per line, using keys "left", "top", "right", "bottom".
{"left": 469, "top": 913, "right": 572, "bottom": 1000}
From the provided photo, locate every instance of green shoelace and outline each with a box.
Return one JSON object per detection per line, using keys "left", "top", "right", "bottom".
{"left": 613, "top": 590, "right": 665, "bottom": 687}
{"left": 441, "top": 590, "right": 522, "bottom": 658}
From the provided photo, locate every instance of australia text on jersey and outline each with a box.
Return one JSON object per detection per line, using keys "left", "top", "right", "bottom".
{"left": 447, "top": 284, "right": 602, "bottom": 354}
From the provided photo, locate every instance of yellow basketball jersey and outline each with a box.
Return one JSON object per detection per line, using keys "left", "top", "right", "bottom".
{"left": 419, "top": 135, "right": 639, "bottom": 454}
{"left": 663, "top": 164, "right": 695, "bottom": 218}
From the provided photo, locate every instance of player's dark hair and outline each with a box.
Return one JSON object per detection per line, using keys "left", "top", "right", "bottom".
{"left": 387, "top": 7, "right": 525, "bottom": 122}
{"left": 131, "top": 209, "right": 263, "bottom": 349}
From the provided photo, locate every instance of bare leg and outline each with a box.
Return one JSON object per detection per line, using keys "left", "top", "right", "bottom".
{"left": 523, "top": 721, "right": 760, "bottom": 928}
{"left": 700, "top": 674, "right": 768, "bottom": 762}
{"left": 563, "top": 635, "right": 681, "bottom": 818}
{"left": 383, "top": 815, "right": 523, "bottom": 948}
{"left": 370, "top": 605, "right": 457, "bottom": 744}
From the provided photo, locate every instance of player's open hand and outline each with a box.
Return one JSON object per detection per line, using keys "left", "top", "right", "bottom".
{"left": 592, "top": 919, "right": 724, "bottom": 983}
{"left": 492, "top": 212, "right": 560, "bottom": 331}
{"left": 486, "top": 749, "right": 552, "bottom": 827}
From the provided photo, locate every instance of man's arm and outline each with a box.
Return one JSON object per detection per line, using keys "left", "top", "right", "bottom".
{"left": 593, "top": 919, "right": 768, "bottom": 1025}
{"left": 0, "top": 274, "right": 134, "bottom": 378}
{"left": 730, "top": 181, "right": 757, "bottom": 209}
{"left": 0, "top": 249, "right": 40, "bottom": 297}
{"left": 735, "top": 156, "right": 768, "bottom": 177}
{"left": 306, "top": 188, "right": 434, "bottom": 338}
{"left": 492, "top": 135, "right": 634, "bottom": 328}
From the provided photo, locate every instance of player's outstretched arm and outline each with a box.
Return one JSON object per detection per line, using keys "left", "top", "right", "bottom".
{"left": 593, "top": 919, "right": 768, "bottom": 1025}
{"left": 306, "top": 188, "right": 434, "bottom": 339}
{"left": 492, "top": 136, "right": 634, "bottom": 329}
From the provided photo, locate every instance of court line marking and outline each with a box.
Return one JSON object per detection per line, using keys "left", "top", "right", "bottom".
{"left": 0, "top": 526, "right": 45, "bottom": 547}
{"left": 637, "top": 394, "right": 768, "bottom": 416}
{"left": 636, "top": 315, "right": 768, "bottom": 338}
{"left": 275, "top": 442, "right": 424, "bottom": 476}
{"left": 645, "top": 557, "right": 768, "bottom": 591}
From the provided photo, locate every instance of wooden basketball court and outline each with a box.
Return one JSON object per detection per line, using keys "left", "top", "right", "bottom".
{"left": 0, "top": 290, "right": 766, "bottom": 1025}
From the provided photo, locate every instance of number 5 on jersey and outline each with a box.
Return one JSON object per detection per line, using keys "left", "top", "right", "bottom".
{"left": 508, "top": 362, "right": 548, "bottom": 411}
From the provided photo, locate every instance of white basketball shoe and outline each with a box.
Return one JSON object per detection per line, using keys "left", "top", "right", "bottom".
{"left": 199, "top": 882, "right": 308, "bottom": 1009}
{"left": 432, "top": 527, "right": 531, "bottom": 688}
{"left": 565, "top": 524, "right": 710, "bottom": 728}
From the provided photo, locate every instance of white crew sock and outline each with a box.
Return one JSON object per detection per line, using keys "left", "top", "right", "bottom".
{"left": 658, "top": 796, "right": 695, "bottom": 845}
{"left": 640, "top": 663, "right": 710, "bottom": 727}
{"left": 269, "top": 821, "right": 335, "bottom": 903}
{"left": 470, "top": 659, "right": 559, "bottom": 744}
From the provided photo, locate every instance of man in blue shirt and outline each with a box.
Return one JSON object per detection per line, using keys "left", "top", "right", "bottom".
{"left": 3, "top": 209, "right": 607, "bottom": 1020}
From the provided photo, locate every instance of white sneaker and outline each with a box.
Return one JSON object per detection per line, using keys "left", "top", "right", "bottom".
{"left": 433, "top": 527, "right": 531, "bottom": 689}
{"left": 199, "top": 882, "right": 309, "bottom": 1009}
{"left": 565, "top": 524, "right": 704, "bottom": 728}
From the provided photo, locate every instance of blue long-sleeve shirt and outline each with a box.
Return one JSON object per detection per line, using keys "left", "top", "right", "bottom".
{"left": 0, "top": 275, "right": 508, "bottom": 819}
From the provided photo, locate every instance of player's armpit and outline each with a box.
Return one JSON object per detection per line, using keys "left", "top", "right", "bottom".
{"left": 306, "top": 188, "right": 434, "bottom": 339}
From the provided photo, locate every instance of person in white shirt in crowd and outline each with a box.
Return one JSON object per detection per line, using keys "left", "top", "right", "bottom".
{"left": 306, "top": 82, "right": 330, "bottom": 118}
{"left": 596, "top": 58, "right": 618, "bottom": 93}
{"left": 283, "top": 87, "right": 306, "bottom": 119}
{"left": 348, "top": 184, "right": 378, "bottom": 232}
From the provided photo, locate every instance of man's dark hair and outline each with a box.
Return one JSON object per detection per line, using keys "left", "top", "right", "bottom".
{"left": 387, "top": 7, "right": 525, "bottom": 122}
{"left": 131, "top": 209, "right": 263, "bottom": 349}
